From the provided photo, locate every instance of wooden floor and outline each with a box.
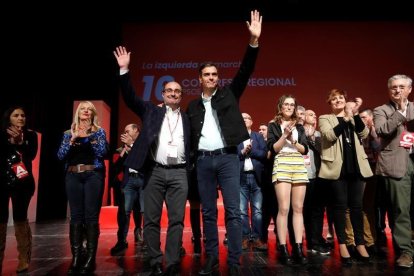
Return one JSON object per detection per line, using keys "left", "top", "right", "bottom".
{"left": 1, "top": 219, "right": 413, "bottom": 275}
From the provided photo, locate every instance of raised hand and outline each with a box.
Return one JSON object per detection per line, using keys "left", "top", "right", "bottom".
{"left": 246, "top": 10, "right": 262, "bottom": 44}
{"left": 120, "top": 133, "right": 133, "bottom": 146}
{"left": 305, "top": 125, "right": 315, "bottom": 137}
{"left": 345, "top": 102, "right": 355, "bottom": 119}
{"left": 113, "top": 46, "right": 131, "bottom": 71}
{"left": 70, "top": 122, "right": 79, "bottom": 141}
{"left": 397, "top": 95, "right": 407, "bottom": 112}
{"left": 7, "top": 126, "right": 23, "bottom": 144}
{"left": 352, "top": 97, "right": 363, "bottom": 115}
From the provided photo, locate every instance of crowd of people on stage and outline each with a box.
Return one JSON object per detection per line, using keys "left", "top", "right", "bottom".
{"left": 1, "top": 9, "right": 414, "bottom": 276}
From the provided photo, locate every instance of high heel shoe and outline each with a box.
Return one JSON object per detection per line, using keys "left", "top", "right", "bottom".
{"left": 340, "top": 256, "right": 352, "bottom": 266}
{"left": 278, "top": 244, "right": 293, "bottom": 265}
{"left": 292, "top": 243, "right": 308, "bottom": 265}
{"left": 339, "top": 245, "right": 352, "bottom": 266}
{"left": 355, "top": 249, "right": 371, "bottom": 263}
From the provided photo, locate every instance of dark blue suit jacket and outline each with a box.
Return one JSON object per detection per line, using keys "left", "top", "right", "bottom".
{"left": 119, "top": 72, "right": 191, "bottom": 172}
{"left": 237, "top": 131, "right": 267, "bottom": 184}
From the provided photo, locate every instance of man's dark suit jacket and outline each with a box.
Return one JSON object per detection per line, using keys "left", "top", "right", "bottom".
{"left": 237, "top": 131, "right": 267, "bottom": 184}
{"left": 119, "top": 72, "right": 191, "bottom": 172}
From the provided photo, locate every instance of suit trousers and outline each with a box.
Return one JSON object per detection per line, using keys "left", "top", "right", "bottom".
{"left": 383, "top": 158, "right": 414, "bottom": 255}
{"left": 143, "top": 166, "right": 188, "bottom": 267}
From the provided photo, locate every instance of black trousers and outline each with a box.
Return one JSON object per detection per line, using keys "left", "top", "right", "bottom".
{"left": 143, "top": 166, "right": 188, "bottom": 267}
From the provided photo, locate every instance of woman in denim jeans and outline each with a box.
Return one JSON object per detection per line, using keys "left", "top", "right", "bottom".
{"left": 57, "top": 101, "right": 107, "bottom": 274}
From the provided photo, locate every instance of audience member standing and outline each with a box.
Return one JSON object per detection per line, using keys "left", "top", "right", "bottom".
{"left": 318, "top": 91, "right": 372, "bottom": 265}
{"left": 373, "top": 74, "right": 414, "bottom": 268}
{"left": 267, "top": 95, "right": 309, "bottom": 265}
{"left": 302, "top": 109, "right": 331, "bottom": 255}
{"left": 57, "top": 101, "right": 108, "bottom": 274}
{"left": 0, "top": 106, "right": 38, "bottom": 274}
{"left": 238, "top": 113, "right": 267, "bottom": 251}
{"left": 110, "top": 123, "right": 144, "bottom": 255}
{"left": 258, "top": 123, "right": 277, "bottom": 245}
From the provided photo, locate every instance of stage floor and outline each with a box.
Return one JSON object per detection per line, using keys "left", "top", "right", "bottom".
{"left": 1, "top": 219, "right": 413, "bottom": 275}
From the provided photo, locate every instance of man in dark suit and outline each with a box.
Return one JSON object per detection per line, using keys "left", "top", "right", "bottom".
{"left": 373, "top": 74, "right": 413, "bottom": 268}
{"left": 237, "top": 113, "right": 267, "bottom": 251}
{"left": 110, "top": 124, "right": 145, "bottom": 255}
{"left": 114, "top": 46, "right": 191, "bottom": 275}
{"left": 186, "top": 10, "right": 262, "bottom": 275}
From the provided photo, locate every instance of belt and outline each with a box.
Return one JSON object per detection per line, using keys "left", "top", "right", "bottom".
{"left": 128, "top": 172, "right": 142, "bottom": 178}
{"left": 243, "top": 171, "right": 255, "bottom": 174}
{"left": 198, "top": 146, "right": 237, "bottom": 157}
{"left": 67, "top": 164, "right": 96, "bottom": 173}
{"left": 153, "top": 162, "right": 186, "bottom": 169}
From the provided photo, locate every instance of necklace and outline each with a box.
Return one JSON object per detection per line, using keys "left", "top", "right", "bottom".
{"left": 343, "top": 124, "right": 352, "bottom": 145}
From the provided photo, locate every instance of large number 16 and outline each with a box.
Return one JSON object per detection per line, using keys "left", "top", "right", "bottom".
{"left": 142, "top": 75, "right": 175, "bottom": 101}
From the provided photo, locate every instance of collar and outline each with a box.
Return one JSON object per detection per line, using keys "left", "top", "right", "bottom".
{"left": 165, "top": 105, "right": 180, "bottom": 114}
{"left": 390, "top": 99, "right": 409, "bottom": 109}
{"left": 202, "top": 89, "right": 218, "bottom": 102}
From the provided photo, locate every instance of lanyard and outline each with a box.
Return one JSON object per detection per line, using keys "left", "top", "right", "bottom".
{"left": 166, "top": 110, "right": 180, "bottom": 144}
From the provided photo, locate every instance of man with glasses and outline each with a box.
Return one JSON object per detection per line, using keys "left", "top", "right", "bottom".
{"left": 238, "top": 113, "right": 267, "bottom": 251}
{"left": 373, "top": 74, "right": 414, "bottom": 268}
{"left": 114, "top": 46, "right": 191, "bottom": 275}
{"left": 186, "top": 10, "right": 262, "bottom": 275}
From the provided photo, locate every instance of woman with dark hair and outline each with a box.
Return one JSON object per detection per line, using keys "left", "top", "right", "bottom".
{"left": 318, "top": 89, "right": 372, "bottom": 265}
{"left": 0, "top": 106, "right": 38, "bottom": 274}
{"left": 267, "top": 95, "right": 309, "bottom": 265}
{"left": 57, "top": 101, "right": 107, "bottom": 274}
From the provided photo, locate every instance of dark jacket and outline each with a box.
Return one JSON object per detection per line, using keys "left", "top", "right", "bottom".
{"left": 186, "top": 45, "right": 259, "bottom": 154}
{"left": 119, "top": 72, "right": 191, "bottom": 171}
{"left": 237, "top": 131, "right": 267, "bottom": 184}
{"left": 267, "top": 122, "right": 309, "bottom": 155}
{"left": 0, "top": 129, "right": 37, "bottom": 190}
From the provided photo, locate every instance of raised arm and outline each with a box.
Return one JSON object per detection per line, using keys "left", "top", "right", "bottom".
{"left": 246, "top": 10, "right": 262, "bottom": 46}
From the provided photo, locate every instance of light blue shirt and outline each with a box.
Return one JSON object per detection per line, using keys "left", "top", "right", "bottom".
{"left": 198, "top": 89, "right": 226, "bottom": 150}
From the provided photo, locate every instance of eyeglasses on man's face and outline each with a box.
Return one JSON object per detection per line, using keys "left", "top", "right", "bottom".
{"left": 164, "top": 88, "right": 182, "bottom": 94}
{"left": 389, "top": 85, "right": 411, "bottom": 92}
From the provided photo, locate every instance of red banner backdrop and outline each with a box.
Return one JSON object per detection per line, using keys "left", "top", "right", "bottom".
{"left": 117, "top": 21, "right": 414, "bottom": 139}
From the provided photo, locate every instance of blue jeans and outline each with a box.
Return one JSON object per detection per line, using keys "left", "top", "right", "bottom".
{"left": 65, "top": 170, "right": 104, "bottom": 224}
{"left": 240, "top": 172, "right": 263, "bottom": 240}
{"left": 118, "top": 173, "right": 144, "bottom": 242}
{"left": 197, "top": 153, "right": 241, "bottom": 265}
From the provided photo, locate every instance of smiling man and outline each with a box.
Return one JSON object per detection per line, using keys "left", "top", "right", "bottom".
{"left": 186, "top": 10, "right": 262, "bottom": 276}
{"left": 114, "top": 46, "right": 191, "bottom": 276}
{"left": 374, "top": 74, "right": 414, "bottom": 268}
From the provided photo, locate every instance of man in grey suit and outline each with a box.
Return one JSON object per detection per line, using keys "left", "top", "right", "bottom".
{"left": 373, "top": 74, "right": 413, "bottom": 268}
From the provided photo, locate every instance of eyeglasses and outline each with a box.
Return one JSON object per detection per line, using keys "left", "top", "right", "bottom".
{"left": 390, "top": 85, "right": 410, "bottom": 92}
{"left": 164, "top": 88, "right": 182, "bottom": 94}
{"left": 282, "top": 103, "right": 295, "bottom": 107}
{"left": 243, "top": 117, "right": 252, "bottom": 120}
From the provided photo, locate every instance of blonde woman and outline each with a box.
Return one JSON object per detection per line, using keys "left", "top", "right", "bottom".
{"left": 57, "top": 101, "right": 108, "bottom": 274}
{"left": 267, "top": 95, "right": 309, "bottom": 265}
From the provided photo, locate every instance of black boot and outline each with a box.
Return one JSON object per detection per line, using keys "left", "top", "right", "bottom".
{"left": 80, "top": 223, "right": 99, "bottom": 274}
{"left": 292, "top": 243, "right": 308, "bottom": 265}
{"left": 278, "top": 244, "right": 293, "bottom": 265}
{"left": 68, "top": 223, "right": 84, "bottom": 274}
{"left": 0, "top": 223, "right": 7, "bottom": 274}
